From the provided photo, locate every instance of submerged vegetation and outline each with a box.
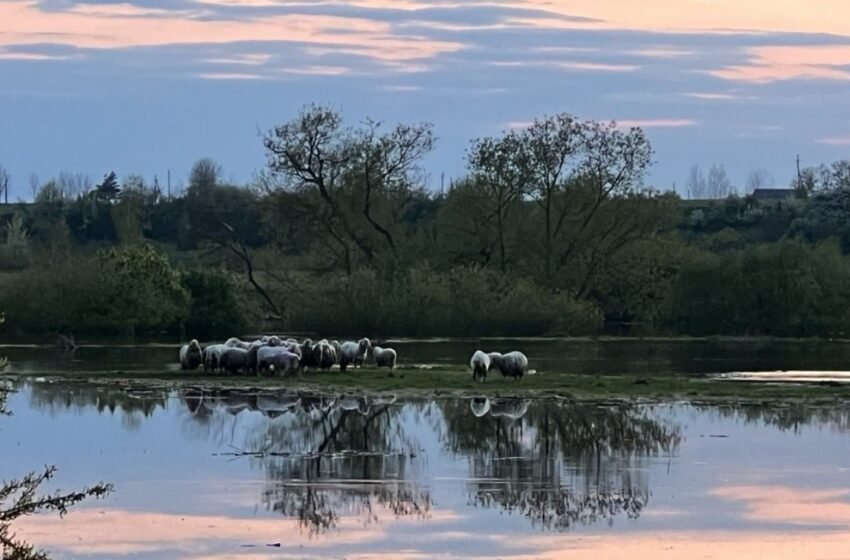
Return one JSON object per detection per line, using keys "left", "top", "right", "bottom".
{"left": 1, "top": 105, "right": 850, "bottom": 339}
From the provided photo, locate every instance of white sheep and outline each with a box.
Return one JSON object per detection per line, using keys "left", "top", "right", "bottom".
{"left": 258, "top": 347, "right": 301, "bottom": 377}
{"left": 372, "top": 346, "right": 397, "bottom": 370}
{"left": 339, "top": 338, "right": 371, "bottom": 373}
{"left": 179, "top": 339, "right": 203, "bottom": 370}
{"left": 470, "top": 350, "right": 491, "bottom": 382}
{"left": 257, "top": 346, "right": 299, "bottom": 376}
{"left": 489, "top": 351, "right": 528, "bottom": 380}
{"left": 224, "top": 337, "right": 251, "bottom": 350}
{"left": 203, "top": 343, "right": 227, "bottom": 373}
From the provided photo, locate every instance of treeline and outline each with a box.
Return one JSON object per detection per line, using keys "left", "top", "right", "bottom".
{"left": 2, "top": 105, "right": 850, "bottom": 339}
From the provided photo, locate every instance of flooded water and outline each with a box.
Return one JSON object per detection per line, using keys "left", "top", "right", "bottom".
{"left": 3, "top": 379, "right": 850, "bottom": 559}
{"left": 4, "top": 337, "right": 850, "bottom": 375}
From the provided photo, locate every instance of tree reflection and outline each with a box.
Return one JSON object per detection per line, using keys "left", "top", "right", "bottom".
{"left": 440, "top": 398, "right": 681, "bottom": 530}
{"left": 23, "top": 379, "right": 168, "bottom": 429}
{"left": 179, "top": 389, "right": 432, "bottom": 535}
{"left": 695, "top": 402, "right": 850, "bottom": 434}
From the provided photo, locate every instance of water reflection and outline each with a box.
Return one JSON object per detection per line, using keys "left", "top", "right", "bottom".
{"left": 441, "top": 397, "right": 680, "bottom": 530}
{"left": 7, "top": 379, "right": 850, "bottom": 559}
{"left": 179, "top": 388, "right": 431, "bottom": 534}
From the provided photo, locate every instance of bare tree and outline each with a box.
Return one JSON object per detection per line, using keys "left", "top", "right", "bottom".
{"left": 521, "top": 113, "right": 584, "bottom": 276}
{"left": 707, "top": 164, "right": 733, "bottom": 198}
{"left": 189, "top": 158, "right": 222, "bottom": 191}
{"left": 27, "top": 174, "right": 39, "bottom": 201}
{"left": 745, "top": 168, "right": 774, "bottom": 194}
{"left": 0, "top": 166, "right": 9, "bottom": 205}
{"left": 263, "top": 104, "right": 434, "bottom": 270}
{"left": 57, "top": 171, "right": 91, "bottom": 199}
{"left": 685, "top": 165, "right": 706, "bottom": 199}
{"left": 468, "top": 131, "right": 530, "bottom": 272}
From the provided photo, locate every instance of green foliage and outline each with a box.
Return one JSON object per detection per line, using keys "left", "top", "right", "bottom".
{"left": 181, "top": 269, "right": 249, "bottom": 337}
{"left": 95, "top": 245, "right": 190, "bottom": 332}
{"left": 671, "top": 240, "right": 850, "bottom": 337}
{"left": 0, "top": 246, "right": 189, "bottom": 334}
{"left": 285, "top": 265, "right": 603, "bottom": 337}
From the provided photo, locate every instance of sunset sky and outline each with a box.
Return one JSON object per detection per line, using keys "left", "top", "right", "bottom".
{"left": 2, "top": 0, "right": 850, "bottom": 196}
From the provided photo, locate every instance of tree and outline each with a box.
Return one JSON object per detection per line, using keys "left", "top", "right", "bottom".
{"left": 27, "top": 174, "right": 39, "bottom": 202}
{"left": 263, "top": 104, "right": 435, "bottom": 272}
{"left": 189, "top": 158, "right": 222, "bottom": 191}
{"left": 685, "top": 165, "right": 706, "bottom": 199}
{"left": 706, "top": 164, "right": 733, "bottom": 199}
{"left": 467, "top": 131, "right": 530, "bottom": 272}
{"left": 94, "top": 171, "right": 121, "bottom": 202}
{"left": 0, "top": 165, "right": 9, "bottom": 204}
{"left": 745, "top": 168, "right": 774, "bottom": 194}
{"left": 521, "top": 114, "right": 584, "bottom": 276}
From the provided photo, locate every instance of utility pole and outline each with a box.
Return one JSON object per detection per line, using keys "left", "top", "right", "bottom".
{"left": 167, "top": 169, "right": 171, "bottom": 199}
{"left": 796, "top": 154, "right": 803, "bottom": 190}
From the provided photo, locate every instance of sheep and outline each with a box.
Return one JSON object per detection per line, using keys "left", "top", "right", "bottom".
{"left": 285, "top": 341, "right": 303, "bottom": 359}
{"left": 314, "top": 341, "right": 336, "bottom": 371}
{"left": 219, "top": 347, "right": 250, "bottom": 375}
{"left": 339, "top": 338, "right": 371, "bottom": 373}
{"left": 267, "top": 335, "right": 283, "bottom": 347}
{"left": 224, "top": 337, "right": 251, "bottom": 350}
{"left": 300, "top": 339, "right": 319, "bottom": 369}
{"left": 245, "top": 340, "right": 270, "bottom": 374}
{"left": 179, "top": 339, "right": 203, "bottom": 370}
{"left": 372, "top": 346, "right": 397, "bottom": 370}
{"left": 488, "top": 351, "right": 528, "bottom": 380}
{"left": 470, "top": 350, "right": 491, "bottom": 382}
{"left": 257, "top": 346, "right": 301, "bottom": 377}
{"left": 203, "top": 344, "right": 228, "bottom": 373}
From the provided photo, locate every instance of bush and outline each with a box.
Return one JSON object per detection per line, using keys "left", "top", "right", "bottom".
{"left": 181, "top": 269, "right": 250, "bottom": 338}
{"left": 283, "top": 265, "right": 603, "bottom": 337}
{"left": 670, "top": 240, "right": 850, "bottom": 337}
{"left": 0, "top": 246, "right": 190, "bottom": 335}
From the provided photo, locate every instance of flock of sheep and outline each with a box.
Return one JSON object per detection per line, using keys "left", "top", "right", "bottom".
{"left": 179, "top": 336, "right": 396, "bottom": 376}
{"left": 179, "top": 335, "right": 529, "bottom": 381}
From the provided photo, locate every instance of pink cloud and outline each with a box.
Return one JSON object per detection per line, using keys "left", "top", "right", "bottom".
{"left": 0, "top": 1, "right": 463, "bottom": 67}
{"left": 708, "top": 45, "right": 850, "bottom": 83}
{"left": 818, "top": 136, "right": 850, "bottom": 146}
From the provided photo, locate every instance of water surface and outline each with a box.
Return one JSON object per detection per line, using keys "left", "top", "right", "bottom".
{"left": 4, "top": 337, "right": 850, "bottom": 375}
{"left": 3, "top": 380, "right": 850, "bottom": 559}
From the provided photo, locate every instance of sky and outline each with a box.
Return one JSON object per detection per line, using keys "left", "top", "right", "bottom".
{"left": 1, "top": 0, "right": 850, "bottom": 199}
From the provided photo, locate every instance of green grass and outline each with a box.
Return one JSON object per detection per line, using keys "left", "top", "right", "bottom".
{"left": 7, "top": 365, "right": 850, "bottom": 403}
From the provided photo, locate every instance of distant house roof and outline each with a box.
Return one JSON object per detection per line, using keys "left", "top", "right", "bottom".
{"left": 751, "top": 188, "right": 795, "bottom": 201}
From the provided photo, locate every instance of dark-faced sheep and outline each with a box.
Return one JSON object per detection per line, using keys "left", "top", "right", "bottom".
{"left": 315, "top": 341, "right": 336, "bottom": 371}
{"left": 179, "top": 340, "right": 203, "bottom": 370}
